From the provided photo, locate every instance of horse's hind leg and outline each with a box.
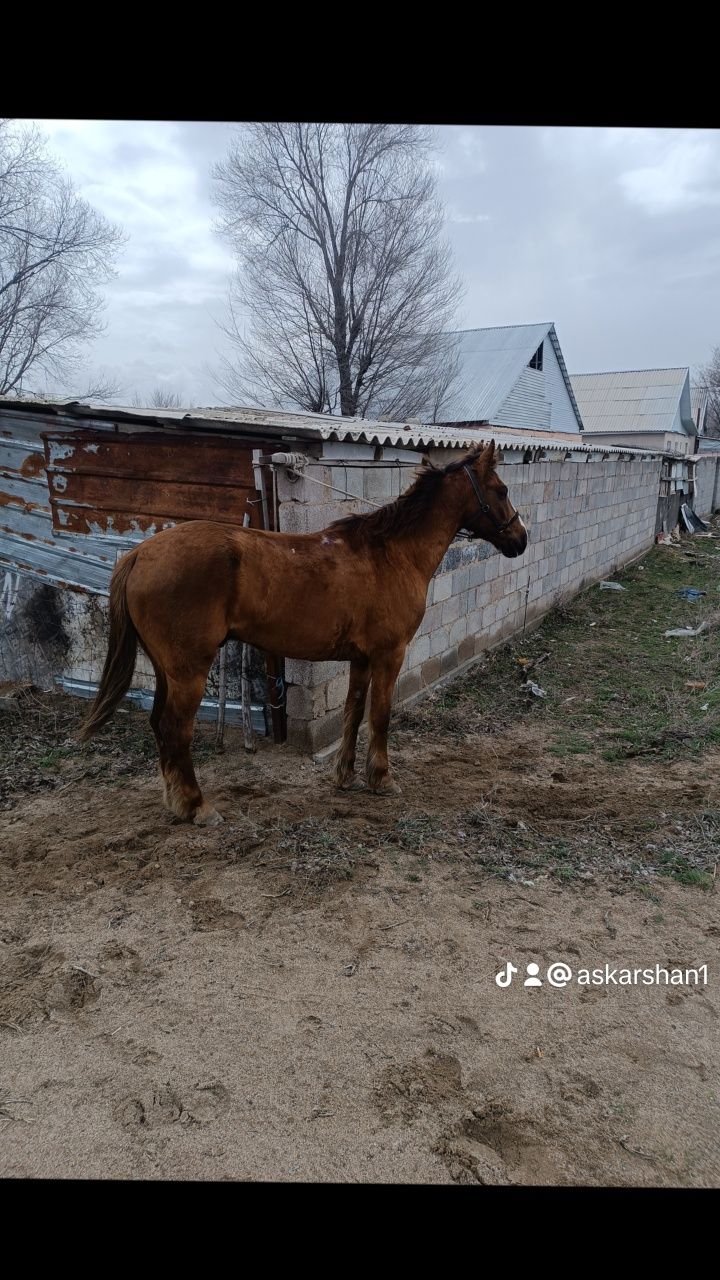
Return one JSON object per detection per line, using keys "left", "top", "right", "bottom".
{"left": 149, "top": 660, "right": 168, "bottom": 767}
{"left": 157, "top": 669, "right": 222, "bottom": 826}
{"left": 366, "top": 647, "right": 405, "bottom": 796}
{"left": 335, "top": 658, "right": 371, "bottom": 790}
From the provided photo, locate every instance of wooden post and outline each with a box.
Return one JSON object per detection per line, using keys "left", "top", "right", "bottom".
{"left": 216, "top": 643, "right": 227, "bottom": 749}
{"left": 240, "top": 510, "right": 256, "bottom": 753}
{"left": 241, "top": 640, "right": 255, "bottom": 753}
{"left": 255, "top": 463, "right": 287, "bottom": 743}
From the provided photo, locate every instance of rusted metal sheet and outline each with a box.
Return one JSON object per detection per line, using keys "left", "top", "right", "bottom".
{"left": 0, "top": 403, "right": 281, "bottom": 742}
{"left": 0, "top": 414, "right": 117, "bottom": 593}
{"left": 44, "top": 430, "right": 265, "bottom": 538}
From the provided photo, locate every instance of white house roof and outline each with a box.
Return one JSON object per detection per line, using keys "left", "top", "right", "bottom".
{"left": 435, "top": 322, "right": 584, "bottom": 429}
{"left": 571, "top": 368, "right": 696, "bottom": 436}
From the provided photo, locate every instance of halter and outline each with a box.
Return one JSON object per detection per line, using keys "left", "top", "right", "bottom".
{"left": 463, "top": 465, "right": 522, "bottom": 535}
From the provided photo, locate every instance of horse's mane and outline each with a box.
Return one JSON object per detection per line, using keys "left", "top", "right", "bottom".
{"left": 326, "top": 444, "right": 486, "bottom": 547}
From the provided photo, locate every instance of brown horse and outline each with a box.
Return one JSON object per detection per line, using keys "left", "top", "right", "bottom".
{"left": 80, "top": 441, "right": 527, "bottom": 823}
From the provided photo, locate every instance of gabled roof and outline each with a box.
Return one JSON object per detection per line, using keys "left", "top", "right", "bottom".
{"left": 570, "top": 368, "right": 696, "bottom": 436}
{"left": 436, "top": 322, "right": 584, "bottom": 429}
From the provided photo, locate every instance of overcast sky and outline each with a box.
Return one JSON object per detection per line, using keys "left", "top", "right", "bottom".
{"left": 33, "top": 120, "right": 720, "bottom": 407}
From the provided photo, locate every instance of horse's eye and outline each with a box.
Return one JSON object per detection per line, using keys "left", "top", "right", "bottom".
{"left": 498, "top": 486, "right": 508, "bottom": 499}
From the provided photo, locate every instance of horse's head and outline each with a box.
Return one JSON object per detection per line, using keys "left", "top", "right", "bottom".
{"left": 460, "top": 441, "right": 528, "bottom": 558}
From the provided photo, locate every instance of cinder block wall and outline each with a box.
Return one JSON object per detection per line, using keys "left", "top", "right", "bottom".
{"left": 694, "top": 455, "right": 720, "bottom": 516}
{"left": 279, "top": 444, "right": 662, "bottom": 754}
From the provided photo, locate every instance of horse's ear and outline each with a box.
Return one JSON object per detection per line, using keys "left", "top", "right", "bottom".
{"left": 478, "top": 439, "right": 496, "bottom": 472}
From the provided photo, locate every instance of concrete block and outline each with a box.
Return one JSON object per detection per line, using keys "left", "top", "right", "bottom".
{"left": 440, "top": 647, "right": 459, "bottom": 676}
{"left": 325, "top": 671, "right": 350, "bottom": 711}
{"left": 458, "top": 635, "right": 475, "bottom": 664}
{"left": 430, "top": 627, "right": 449, "bottom": 656}
{"left": 331, "top": 467, "right": 364, "bottom": 499}
{"left": 421, "top": 656, "right": 442, "bottom": 687}
{"left": 432, "top": 574, "right": 452, "bottom": 603}
{"left": 441, "top": 595, "right": 460, "bottom": 625}
{"left": 364, "top": 468, "right": 394, "bottom": 502}
{"left": 289, "top": 707, "right": 344, "bottom": 754}
{"left": 285, "top": 659, "right": 344, "bottom": 686}
{"left": 448, "top": 616, "right": 468, "bottom": 647}
{"left": 452, "top": 566, "right": 470, "bottom": 596}
{"left": 286, "top": 683, "right": 326, "bottom": 720}
{"left": 397, "top": 668, "right": 423, "bottom": 701}
{"left": 407, "top": 633, "right": 431, "bottom": 667}
{"left": 320, "top": 442, "right": 375, "bottom": 461}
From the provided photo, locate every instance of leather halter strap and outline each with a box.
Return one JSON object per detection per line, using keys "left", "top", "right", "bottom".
{"left": 463, "top": 466, "right": 522, "bottom": 534}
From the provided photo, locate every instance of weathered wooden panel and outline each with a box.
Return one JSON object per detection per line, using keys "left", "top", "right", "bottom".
{"left": 46, "top": 431, "right": 258, "bottom": 485}
{"left": 44, "top": 430, "right": 264, "bottom": 536}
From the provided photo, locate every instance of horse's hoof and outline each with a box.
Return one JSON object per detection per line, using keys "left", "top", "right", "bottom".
{"left": 193, "top": 805, "right": 224, "bottom": 827}
{"left": 336, "top": 775, "right": 366, "bottom": 792}
{"left": 370, "top": 777, "right": 402, "bottom": 796}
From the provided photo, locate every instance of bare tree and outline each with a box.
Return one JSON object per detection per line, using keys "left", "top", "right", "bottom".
{"left": 212, "top": 124, "right": 463, "bottom": 420}
{"left": 30, "top": 370, "right": 124, "bottom": 403}
{"left": 0, "top": 119, "right": 125, "bottom": 397}
{"left": 698, "top": 347, "right": 720, "bottom": 438}
{"left": 72, "top": 374, "right": 124, "bottom": 402}
{"left": 130, "top": 387, "right": 186, "bottom": 410}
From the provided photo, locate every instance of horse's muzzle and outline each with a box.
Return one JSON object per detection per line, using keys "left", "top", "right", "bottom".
{"left": 501, "top": 523, "right": 528, "bottom": 558}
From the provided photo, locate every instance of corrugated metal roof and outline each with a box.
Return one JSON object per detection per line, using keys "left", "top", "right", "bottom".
{"left": 437, "top": 323, "right": 552, "bottom": 422}
{"left": 0, "top": 395, "right": 654, "bottom": 458}
{"left": 571, "top": 368, "right": 696, "bottom": 436}
{"left": 428, "top": 323, "right": 582, "bottom": 432}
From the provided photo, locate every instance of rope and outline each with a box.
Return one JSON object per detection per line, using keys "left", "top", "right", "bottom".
{"left": 285, "top": 464, "right": 385, "bottom": 509}
{"left": 283, "top": 464, "right": 500, "bottom": 548}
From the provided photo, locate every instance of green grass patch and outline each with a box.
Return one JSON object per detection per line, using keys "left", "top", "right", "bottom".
{"left": 414, "top": 543, "right": 720, "bottom": 764}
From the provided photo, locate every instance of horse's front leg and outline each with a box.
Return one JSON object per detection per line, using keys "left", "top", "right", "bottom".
{"left": 366, "top": 647, "right": 406, "bottom": 796}
{"left": 335, "top": 658, "right": 371, "bottom": 790}
{"left": 158, "top": 670, "right": 222, "bottom": 826}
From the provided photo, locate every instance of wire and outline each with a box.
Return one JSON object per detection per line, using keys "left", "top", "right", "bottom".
{"left": 265, "top": 674, "right": 286, "bottom": 709}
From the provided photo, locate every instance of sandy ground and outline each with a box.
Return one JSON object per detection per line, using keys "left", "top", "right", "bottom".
{"left": 1, "top": 701, "right": 719, "bottom": 1184}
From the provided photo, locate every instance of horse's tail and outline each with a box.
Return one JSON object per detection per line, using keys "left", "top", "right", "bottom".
{"left": 79, "top": 548, "right": 139, "bottom": 740}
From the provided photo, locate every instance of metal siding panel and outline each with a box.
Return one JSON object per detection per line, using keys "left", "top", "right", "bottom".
{"left": 545, "top": 341, "right": 582, "bottom": 433}
{"left": 494, "top": 366, "right": 551, "bottom": 430}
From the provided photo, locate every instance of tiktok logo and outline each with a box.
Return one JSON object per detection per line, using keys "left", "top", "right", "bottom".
{"left": 495, "top": 962, "right": 518, "bottom": 988}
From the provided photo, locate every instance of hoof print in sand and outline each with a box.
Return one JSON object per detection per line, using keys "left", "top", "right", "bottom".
{"left": 115, "top": 1081, "right": 229, "bottom": 1131}
{"left": 373, "top": 1049, "right": 464, "bottom": 1125}
{"left": 190, "top": 898, "right": 245, "bottom": 932}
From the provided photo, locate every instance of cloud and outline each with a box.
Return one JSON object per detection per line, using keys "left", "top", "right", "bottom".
{"left": 447, "top": 206, "right": 491, "bottom": 225}
{"left": 30, "top": 118, "right": 234, "bottom": 403}
{"left": 437, "top": 126, "right": 487, "bottom": 179}
{"left": 618, "top": 133, "right": 720, "bottom": 214}
{"left": 19, "top": 121, "right": 720, "bottom": 402}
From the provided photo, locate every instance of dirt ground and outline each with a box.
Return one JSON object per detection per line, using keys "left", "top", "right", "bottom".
{"left": 1, "top": 542, "right": 719, "bottom": 1184}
